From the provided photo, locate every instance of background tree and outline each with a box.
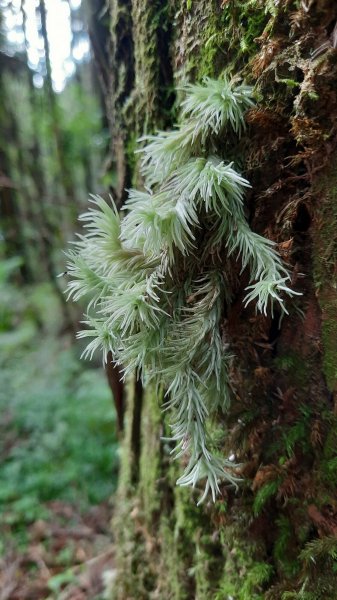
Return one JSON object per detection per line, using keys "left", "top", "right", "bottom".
{"left": 85, "top": 1, "right": 337, "bottom": 598}
{"left": 0, "top": 3, "right": 119, "bottom": 596}
{"left": 0, "top": 0, "right": 105, "bottom": 323}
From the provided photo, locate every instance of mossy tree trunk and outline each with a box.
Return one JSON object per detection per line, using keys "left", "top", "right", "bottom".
{"left": 100, "top": 1, "right": 337, "bottom": 598}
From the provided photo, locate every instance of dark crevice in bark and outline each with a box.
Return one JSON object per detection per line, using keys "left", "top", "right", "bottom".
{"left": 105, "top": 351, "right": 125, "bottom": 435}
{"left": 131, "top": 376, "right": 143, "bottom": 484}
{"left": 293, "top": 203, "right": 312, "bottom": 233}
{"left": 109, "top": 0, "right": 135, "bottom": 204}
{"left": 156, "top": 1, "right": 176, "bottom": 127}
{"left": 268, "top": 310, "right": 282, "bottom": 357}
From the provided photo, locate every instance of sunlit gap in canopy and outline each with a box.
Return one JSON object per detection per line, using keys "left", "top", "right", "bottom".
{"left": 1, "top": 0, "right": 90, "bottom": 93}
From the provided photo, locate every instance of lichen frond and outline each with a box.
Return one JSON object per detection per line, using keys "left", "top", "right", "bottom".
{"left": 225, "top": 219, "right": 301, "bottom": 315}
{"left": 120, "top": 188, "right": 198, "bottom": 260}
{"left": 138, "top": 77, "right": 254, "bottom": 183}
{"left": 165, "top": 156, "right": 250, "bottom": 216}
{"left": 77, "top": 316, "right": 118, "bottom": 364}
{"left": 138, "top": 122, "right": 197, "bottom": 184}
{"left": 64, "top": 250, "right": 109, "bottom": 308}
{"left": 180, "top": 76, "right": 255, "bottom": 139}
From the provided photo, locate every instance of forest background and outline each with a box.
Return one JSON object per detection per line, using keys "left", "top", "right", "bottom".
{"left": 0, "top": 1, "right": 119, "bottom": 598}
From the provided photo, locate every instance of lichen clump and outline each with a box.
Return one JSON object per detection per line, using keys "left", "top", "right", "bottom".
{"left": 66, "top": 77, "right": 298, "bottom": 502}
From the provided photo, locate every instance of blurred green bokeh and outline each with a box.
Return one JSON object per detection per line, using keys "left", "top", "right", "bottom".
{"left": 0, "top": 257, "right": 118, "bottom": 543}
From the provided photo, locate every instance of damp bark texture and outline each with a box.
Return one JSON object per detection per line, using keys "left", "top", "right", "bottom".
{"left": 97, "top": 1, "right": 337, "bottom": 598}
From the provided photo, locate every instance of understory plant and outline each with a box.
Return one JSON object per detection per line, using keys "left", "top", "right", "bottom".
{"left": 65, "top": 76, "right": 298, "bottom": 503}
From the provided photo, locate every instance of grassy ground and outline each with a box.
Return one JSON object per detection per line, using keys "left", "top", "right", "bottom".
{"left": 0, "top": 264, "right": 118, "bottom": 599}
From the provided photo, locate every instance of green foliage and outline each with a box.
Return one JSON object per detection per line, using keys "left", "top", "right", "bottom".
{"left": 0, "top": 358, "right": 118, "bottom": 521}
{"left": 274, "top": 515, "right": 292, "bottom": 561}
{"left": 253, "top": 478, "right": 282, "bottom": 516}
{"left": 281, "top": 586, "right": 314, "bottom": 600}
{"left": 0, "top": 353, "right": 118, "bottom": 512}
{"left": 47, "top": 570, "right": 78, "bottom": 594}
{"left": 66, "top": 77, "right": 298, "bottom": 502}
{"left": 220, "top": 0, "right": 273, "bottom": 67}
{"left": 273, "top": 351, "right": 309, "bottom": 387}
{"left": 265, "top": 403, "right": 312, "bottom": 462}
{"left": 0, "top": 271, "right": 118, "bottom": 531}
{"left": 320, "top": 421, "right": 337, "bottom": 488}
{"left": 0, "top": 256, "right": 24, "bottom": 333}
{"left": 282, "top": 421, "right": 309, "bottom": 458}
{"left": 300, "top": 536, "right": 337, "bottom": 564}
{"left": 274, "top": 515, "right": 300, "bottom": 578}
{"left": 274, "top": 538, "right": 337, "bottom": 599}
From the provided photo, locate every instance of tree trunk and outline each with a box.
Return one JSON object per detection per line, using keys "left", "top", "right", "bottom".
{"left": 39, "top": 0, "right": 75, "bottom": 201}
{"left": 101, "top": 2, "right": 337, "bottom": 598}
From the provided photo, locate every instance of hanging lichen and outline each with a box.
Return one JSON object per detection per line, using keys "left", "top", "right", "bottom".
{"left": 65, "top": 77, "right": 299, "bottom": 503}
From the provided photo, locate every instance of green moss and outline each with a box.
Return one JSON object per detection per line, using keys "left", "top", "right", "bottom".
{"left": 274, "top": 515, "right": 301, "bottom": 578}
{"left": 321, "top": 302, "right": 337, "bottom": 392}
{"left": 312, "top": 160, "right": 337, "bottom": 392}
{"left": 220, "top": 0, "right": 274, "bottom": 72}
{"left": 253, "top": 478, "right": 282, "bottom": 516}
{"left": 116, "top": 377, "right": 138, "bottom": 495}
{"left": 171, "top": 1, "right": 220, "bottom": 83}
{"left": 191, "top": 529, "right": 227, "bottom": 598}
{"left": 279, "top": 538, "right": 337, "bottom": 600}
{"left": 179, "top": 0, "right": 272, "bottom": 81}
{"left": 111, "top": 498, "right": 153, "bottom": 599}
{"left": 132, "top": 0, "right": 174, "bottom": 132}
{"left": 158, "top": 518, "right": 192, "bottom": 599}
{"left": 197, "top": 11, "right": 227, "bottom": 79}
{"left": 131, "top": 0, "right": 158, "bottom": 131}
{"left": 265, "top": 404, "right": 312, "bottom": 462}
{"left": 216, "top": 525, "right": 272, "bottom": 600}
{"left": 283, "top": 421, "right": 310, "bottom": 458}
{"left": 274, "top": 350, "right": 309, "bottom": 388}
{"left": 278, "top": 78, "right": 301, "bottom": 89}
{"left": 139, "top": 385, "right": 163, "bottom": 518}
{"left": 319, "top": 418, "right": 337, "bottom": 488}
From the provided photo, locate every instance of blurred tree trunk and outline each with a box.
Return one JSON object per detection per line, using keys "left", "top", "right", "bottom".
{"left": 0, "top": 56, "right": 36, "bottom": 282}
{"left": 39, "top": 0, "right": 75, "bottom": 202}
{"left": 98, "top": 1, "right": 337, "bottom": 598}
{"left": 14, "top": 0, "right": 74, "bottom": 326}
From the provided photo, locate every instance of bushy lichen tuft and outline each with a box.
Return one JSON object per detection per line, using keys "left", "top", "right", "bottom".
{"left": 65, "top": 77, "right": 298, "bottom": 503}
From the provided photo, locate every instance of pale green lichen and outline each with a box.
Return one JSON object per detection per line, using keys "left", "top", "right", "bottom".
{"left": 65, "top": 77, "right": 298, "bottom": 503}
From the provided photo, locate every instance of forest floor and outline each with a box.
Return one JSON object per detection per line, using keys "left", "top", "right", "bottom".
{"left": 0, "top": 500, "right": 115, "bottom": 600}
{"left": 0, "top": 280, "right": 118, "bottom": 599}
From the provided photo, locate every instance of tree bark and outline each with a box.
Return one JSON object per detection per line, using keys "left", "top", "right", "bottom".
{"left": 101, "top": 2, "right": 337, "bottom": 598}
